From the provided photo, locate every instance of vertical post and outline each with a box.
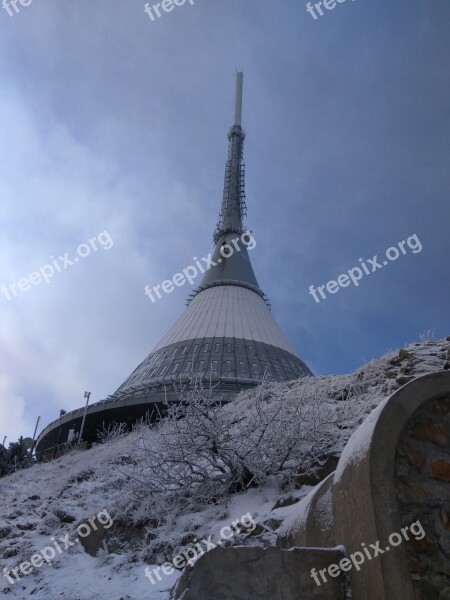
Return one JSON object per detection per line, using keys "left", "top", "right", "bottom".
{"left": 1, "top": 436, "right": 6, "bottom": 447}
{"left": 233, "top": 71, "right": 244, "bottom": 127}
{"left": 31, "top": 416, "right": 41, "bottom": 453}
{"left": 78, "top": 391, "right": 91, "bottom": 445}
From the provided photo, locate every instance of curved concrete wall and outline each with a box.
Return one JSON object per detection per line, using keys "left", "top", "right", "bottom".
{"left": 333, "top": 371, "right": 450, "bottom": 599}
{"left": 277, "top": 473, "right": 335, "bottom": 549}
{"left": 277, "top": 371, "right": 450, "bottom": 599}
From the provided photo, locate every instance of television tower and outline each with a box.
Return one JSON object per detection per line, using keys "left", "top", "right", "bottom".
{"left": 36, "top": 73, "right": 313, "bottom": 459}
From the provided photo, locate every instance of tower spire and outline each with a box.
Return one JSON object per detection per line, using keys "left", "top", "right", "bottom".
{"left": 213, "top": 71, "right": 247, "bottom": 244}
{"left": 192, "top": 71, "right": 263, "bottom": 299}
{"left": 233, "top": 70, "right": 243, "bottom": 127}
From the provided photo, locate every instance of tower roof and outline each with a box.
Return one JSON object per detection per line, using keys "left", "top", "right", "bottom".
{"left": 154, "top": 286, "right": 298, "bottom": 356}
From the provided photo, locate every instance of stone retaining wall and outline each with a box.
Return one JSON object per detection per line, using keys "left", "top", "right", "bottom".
{"left": 395, "top": 393, "right": 450, "bottom": 598}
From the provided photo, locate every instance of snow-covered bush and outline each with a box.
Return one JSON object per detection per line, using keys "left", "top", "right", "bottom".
{"left": 125, "top": 374, "right": 373, "bottom": 524}
{"left": 97, "top": 421, "right": 129, "bottom": 445}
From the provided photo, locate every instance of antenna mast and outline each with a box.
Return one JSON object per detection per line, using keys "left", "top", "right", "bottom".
{"left": 233, "top": 71, "right": 244, "bottom": 126}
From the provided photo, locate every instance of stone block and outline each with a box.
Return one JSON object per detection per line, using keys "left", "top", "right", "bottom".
{"left": 429, "top": 459, "right": 450, "bottom": 482}
{"left": 170, "top": 546, "right": 348, "bottom": 600}
{"left": 411, "top": 418, "right": 449, "bottom": 448}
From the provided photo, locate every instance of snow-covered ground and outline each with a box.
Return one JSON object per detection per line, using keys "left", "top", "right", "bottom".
{"left": 0, "top": 438, "right": 308, "bottom": 600}
{"left": 0, "top": 337, "right": 448, "bottom": 600}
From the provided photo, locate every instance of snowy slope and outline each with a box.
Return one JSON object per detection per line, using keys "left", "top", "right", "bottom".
{"left": 0, "top": 337, "right": 448, "bottom": 600}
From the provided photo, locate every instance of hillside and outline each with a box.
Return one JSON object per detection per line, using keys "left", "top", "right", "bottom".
{"left": 0, "top": 337, "right": 448, "bottom": 600}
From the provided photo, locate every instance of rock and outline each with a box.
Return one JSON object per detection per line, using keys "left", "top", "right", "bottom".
{"left": 54, "top": 509, "right": 76, "bottom": 524}
{"left": 429, "top": 459, "right": 450, "bottom": 482}
{"left": 432, "top": 397, "right": 450, "bottom": 415}
{"left": 397, "top": 441, "right": 426, "bottom": 469}
{"left": 396, "top": 457, "right": 415, "bottom": 481}
{"left": 272, "top": 495, "right": 300, "bottom": 509}
{"left": 440, "top": 587, "right": 450, "bottom": 599}
{"left": 180, "top": 534, "right": 197, "bottom": 547}
{"left": 437, "top": 524, "right": 450, "bottom": 557}
{"left": 414, "top": 578, "right": 445, "bottom": 598}
{"left": 72, "top": 469, "right": 95, "bottom": 483}
{"left": 6, "top": 510, "right": 23, "bottom": 519}
{"left": 399, "top": 349, "right": 415, "bottom": 360}
{"left": 295, "top": 455, "right": 339, "bottom": 487}
{"left": 244, "top": 523, "right": 264, "bottom": 537}
{"left": 16, "top": 522, "right": 36, "bottom": 531}
{"left": 408, "top": 557, "right": 428, "bottom": 573}
{"left": 78, "top": 515, "right": 142, "bottom": 557}
{"left": 116, "top": 454, "right": 136, "bottom": 465}
{"left": 59, "top": 469, "right": 95, "bottom": 496}
{"left": 0, "top": 524, "right": 12, "bottom": 539}
{"left": 441, "top": 508, "right": 450, "bottom": 531}
{"left": 78, "top": 518, "right": 110, "bottom": 557}
{"left": 2, "top": 547, "right": 19, "bottom": 558}
{"left": 406, "top": 536, "right": 439, "bottom": 556}
{"left": 397, "top": 481, "right": 430, "bottom": 504}
{"left": 397, "top": 375, "right": 415, "bottom": 386}
{"left": 411, "top": 418, "right": 449, "bottom": 448}
{"left": 436, "top": 560, "right": 450, "bottom": 576}
{"left": 264, "top": 518, "right": 283, "bottom": 531}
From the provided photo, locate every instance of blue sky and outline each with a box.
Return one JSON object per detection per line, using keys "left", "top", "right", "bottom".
{"left": 0, "top": 0, "right": 449, "bottom": 443}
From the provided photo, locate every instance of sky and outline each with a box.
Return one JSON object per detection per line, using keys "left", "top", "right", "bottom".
{"left": 0, "top": 0, "right": 449, "bottom": 445}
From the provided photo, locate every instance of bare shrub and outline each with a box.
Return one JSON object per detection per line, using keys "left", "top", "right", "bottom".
{"left": 124, "top": 375, "right": 372, "bottom": 524}
{"left": 97, "top": 422, "right": 128, "bottom": 445}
